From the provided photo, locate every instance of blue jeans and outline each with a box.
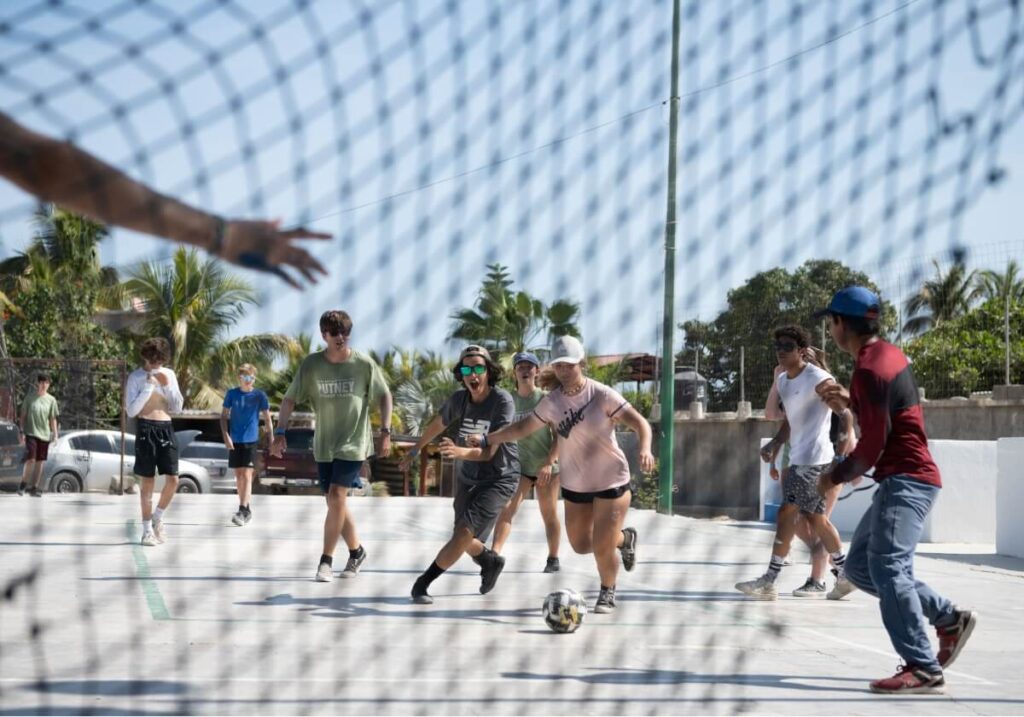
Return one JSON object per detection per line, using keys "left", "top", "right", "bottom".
{"left": 844, "top": 475, "right": 956, "bottom": 674}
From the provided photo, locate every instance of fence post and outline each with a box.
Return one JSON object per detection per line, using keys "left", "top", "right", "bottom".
{"left": 1007, "top": 291, "right": 1012, "bottom": 386}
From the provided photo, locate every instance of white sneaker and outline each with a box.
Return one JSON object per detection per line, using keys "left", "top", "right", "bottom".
{"left": 140, "top": 531, "right": 159, "bottom": 547}
{"left": 315, "top": 562, "right": 334, "bottom": 582}
{"left": 152, "top": 519, "right": 167, "bottom": 544}
{"left": 231, "top": 509, "right": 245, "bottom": 527}
{"left": 339, "top": 548, "right": 366, "bottom": 579}
{"left": 827, "top": 573, "right": 857, "bottom": 601}
{"left": 735, "top": 574, "right": 779, "bottom": 600}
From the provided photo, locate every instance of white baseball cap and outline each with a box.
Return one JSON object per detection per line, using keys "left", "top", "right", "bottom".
{"left": 549, "top": 335, "right": 585, "bottom": 365}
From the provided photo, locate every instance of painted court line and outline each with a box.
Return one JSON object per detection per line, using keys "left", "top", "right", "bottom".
{"left": 796, "top": 627, "right": 996, "bottom": 686}
{"left": 125, "top": 519, "right": 170, "bottom": 621}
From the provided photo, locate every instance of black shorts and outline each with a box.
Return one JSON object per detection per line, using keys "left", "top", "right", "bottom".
{"left": 134, "top": 419, "right": 178, "bottom": 478}
{"left": 453, "top": 479, "right": 516, "bottom": 542}
{"left": 228, "top": 443, "right": 258, "bottom": 468}
{"left": 562, "top": 484, "right": 631, "bottom": 504}
{"left": 23, "top": 435, "right": 50, "bottom": 462}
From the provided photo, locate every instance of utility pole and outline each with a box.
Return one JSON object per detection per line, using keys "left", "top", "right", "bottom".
{"left": 658, "top": 0, "right": 681, "bottom": 515}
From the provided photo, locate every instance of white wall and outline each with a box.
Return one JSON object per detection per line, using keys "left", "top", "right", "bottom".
{"left": 996, "top": 438, "right": 1024, "bottom": 558}
{"left": 760, "top": 439, "right": 997, "bottom": 544}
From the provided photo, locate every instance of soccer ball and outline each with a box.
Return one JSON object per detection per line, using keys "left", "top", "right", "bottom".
{"left": 542, "top": 589, "right": 587, "bottom": 633}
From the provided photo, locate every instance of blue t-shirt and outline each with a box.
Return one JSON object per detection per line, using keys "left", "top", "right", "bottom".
{"left": 223, "top": 388, "right": 270, "bottom": 443}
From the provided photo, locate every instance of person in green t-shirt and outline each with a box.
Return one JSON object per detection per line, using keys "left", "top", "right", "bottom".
{"left": 271, "top": 310, "right": 392, "bottom": 584}
{"left": 18, "top": 373, "right": 59, "bottom": 496}
{"left": 490, "top": 351, "right": 562, "bottom": 573}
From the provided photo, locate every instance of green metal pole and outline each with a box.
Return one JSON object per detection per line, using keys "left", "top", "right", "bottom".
{"left": 658, "top": 0, "right": 681, "bottom": 515}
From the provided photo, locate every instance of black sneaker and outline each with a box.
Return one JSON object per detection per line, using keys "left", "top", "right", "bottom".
{"left": 543, "top": 556, "right": 560, "bottom": 573}
{"left": 411, "top": 578, "right": 434, "bottom": 605}
{"left": 479, "top": 550, "right": 506, "bottom": 594}
{"left": 594, "top": 586, "right": 617, "bottom": 614}
{"left": 619, "top": 527, "right": 637, "bottom": 572}
{"left": 17, "top": 483, "right": 26, "bottom": 496}
{"left": 29, "top": 487, "right": 42, "bottom": 498}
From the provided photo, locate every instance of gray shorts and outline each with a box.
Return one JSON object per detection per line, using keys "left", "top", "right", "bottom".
{"left": 781, "top": 463, "right": 830, "bottom": 514}
{"left": 453, "top": 479, "right": 516, "bottom": 542}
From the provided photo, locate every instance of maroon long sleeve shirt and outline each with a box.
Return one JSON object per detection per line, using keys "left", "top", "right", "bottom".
{"left": 831, "top": 339, "right": 941, "bottom": 488}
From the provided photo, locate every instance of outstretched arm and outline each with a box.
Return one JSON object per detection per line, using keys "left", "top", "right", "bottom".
{"left": 0, "top": 111, "right": 330, "bottom": 288}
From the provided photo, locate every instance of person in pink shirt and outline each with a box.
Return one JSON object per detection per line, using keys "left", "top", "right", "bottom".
{"left": 467, "top": 335, "right": 655, "bottom": 614}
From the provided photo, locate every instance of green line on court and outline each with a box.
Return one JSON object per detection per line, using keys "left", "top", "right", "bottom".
{"left": 125, "top": 520, "right": 171, "bottom": 621}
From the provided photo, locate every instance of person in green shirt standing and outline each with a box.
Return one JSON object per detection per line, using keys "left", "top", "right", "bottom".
{"left": 18, "top": 373, "right": 59, "bottom": 496}
{"left": 271, "top": 310, "right": 392, "bottom": 583}
{"left": 489, "top": 352, "right": 562, "bottom": 573}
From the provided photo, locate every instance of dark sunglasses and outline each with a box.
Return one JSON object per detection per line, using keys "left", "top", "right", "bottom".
{"left": 459, "top": 364, "right": 488, "bottom": 376}
{"left": 325, "top": 328, "right": 350, "bottom": 337}
{"left": 773, "top": 341, "right": 798, "bottom": 353}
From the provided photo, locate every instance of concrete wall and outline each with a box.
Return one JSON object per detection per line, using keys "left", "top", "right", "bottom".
{"left": 997, "top": 437, "right": 1024, "bottom": 558}
{"left": 922, "top": 399, "right": 1024, "bottom": 440}
{"left": 759, "top": 439, "right": 998, "bottom": 543}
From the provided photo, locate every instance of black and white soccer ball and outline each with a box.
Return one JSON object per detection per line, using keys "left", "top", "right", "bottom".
{"left": 542, "top": 589, "right": 587, "bottom": 633}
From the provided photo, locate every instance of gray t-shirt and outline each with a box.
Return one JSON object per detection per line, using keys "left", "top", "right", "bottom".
{"left": 440, "top": 387, "right": 519, "bottom": 485}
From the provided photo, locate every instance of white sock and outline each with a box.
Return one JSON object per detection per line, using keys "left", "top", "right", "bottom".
{"left": 153, "top": 507, "right": 165, "bottom": 523}
{"left": 143, "top": 519, "right": 153, "bottom": 534}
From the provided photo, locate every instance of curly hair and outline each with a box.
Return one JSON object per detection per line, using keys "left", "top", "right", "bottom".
{"left": 140, "top": 337, "right": 171, "bottom": 365}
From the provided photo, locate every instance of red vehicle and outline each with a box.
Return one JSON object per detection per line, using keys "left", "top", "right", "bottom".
{"left": 259, "top": 427, "right": 319, "bottom": 494}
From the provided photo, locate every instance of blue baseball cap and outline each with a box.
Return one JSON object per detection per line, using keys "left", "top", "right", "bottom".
{"left": 512, "top": 351, "right": 540, "bottom": 368}
{"left": 813, "top": 286, "right": 881, "bottom": 320}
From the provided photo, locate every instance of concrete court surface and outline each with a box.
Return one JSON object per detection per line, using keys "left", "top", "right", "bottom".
{"left": 0, "top": 493, "right": 1021, "bottom": 716}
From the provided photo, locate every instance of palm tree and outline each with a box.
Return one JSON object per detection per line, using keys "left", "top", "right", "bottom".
{"left": 977, "top": 260, "right": 1024, "bottom": 305}
{"left": 370, "top": 347, "right": 454, "bottom": 434}
{"left": 903, "top": 260, "right": 984, "bottom": 336}
{"left": 448, "top": 263, "right": 581, "bottom": 357}
{"left": 0, "top": 205, "right": 119, "bottom": 299}
{"left": 117, "top": 247, "right": 299, "bottom": 408}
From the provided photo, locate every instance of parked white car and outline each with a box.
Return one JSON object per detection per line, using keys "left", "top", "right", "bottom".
{"left": 30, "top": 430, "right": 212, "bottom": 494}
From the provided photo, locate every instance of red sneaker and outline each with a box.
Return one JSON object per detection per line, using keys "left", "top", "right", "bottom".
{"left": 937, "top": 609, "right": 977, "bottom": 669}
{"left": 869, "top": 665, "right": 944, "bottom": 694}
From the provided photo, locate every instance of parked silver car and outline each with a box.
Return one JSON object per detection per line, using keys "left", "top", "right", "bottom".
{"left": 177, "top": 431, "right": 233, "bottom": 493}
{"left": 10, "top": 429, "right": 213, "bottom": 494}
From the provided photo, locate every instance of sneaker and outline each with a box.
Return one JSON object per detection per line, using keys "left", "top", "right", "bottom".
{"left": 411, "top": 579, "right": 434, "bottom": 604}
{"left": 594, "top": 586, "right": 617, "bottom": 614}
{"left": 29, "top": 487, "right": 42, "bottom": 497}
{"left": 869, "top": 664, "right": 944, "bottom": 694}
{"left": 826, "top": 569, "right": 856, "bottom": 600}
{"left": 151, "top": 519, "right": 167, "bottom": 544}
{"left": 792, "top": 578, "right": 827, "bottom": 598}
{"left": 543, "top": 556, "right": 560, "bottom": 573}
{"left": 16, "top": 484, "right": 25, "bottom": 496}
{"left": 231, "top": 509, "right": 246, "bottom": 526}
{"left": 619, "top": 527, "right": 638, "bottom": 572}
{"left": 734, "top": 574, "right": 779, "bottom": 600}
{"left": 937, "top": 609, "right": 977, "bottom": 669}
{"left": 315, "top": 561, "right": 333, "bottom": 582}
{"left": 140, "top": 531, "right": 159, "bottom": 547}
{"left": 340, "top": 547, "right": 367, "bottom": 579}
{"left": 241, "top": 508, "right": 252, "bottom": 526}
{"left": 479, "top": 551, "right": 506, "bottom": 594}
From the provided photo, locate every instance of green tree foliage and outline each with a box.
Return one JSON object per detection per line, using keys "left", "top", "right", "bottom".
{"left": 372, "top": 347, "right": 456, "bottom": 435}
{"left": 902, "top": 260, "right": 984, "bottom": 336}
{"left": 676, "top": 260, "right": 893, "bottom": 412}
{"left": 448, "top": 263, "right": 581, "bottom": 358}
{"left": 905, "top": 297, "right": 1023, "bottom": 398}
{"left": 116, "top": 248, "right": 298, "bottom": 409}
{"left": 0, "top": 206, "right": 131, "bottom": 426}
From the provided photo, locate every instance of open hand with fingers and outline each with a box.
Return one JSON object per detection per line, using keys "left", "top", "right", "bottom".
{"left": 220, "top": 219, "right": 331, "bottom": 289}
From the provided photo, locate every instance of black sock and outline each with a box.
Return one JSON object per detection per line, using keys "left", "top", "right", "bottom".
{"left": 349, "top": 545, "right": 364, "bottom": 559}
{"left": 319, "top": 554, "right": 333, "bottom": 567}
{"left": 243, "top": 505, "right": 251, "bottom": 514}
{"left": 18, "top": 482, "right": 26, "bottom": 491}
{"left": 417, "top": 561, "right": 446, "bottom": 589}
{"left": 238, "top": 504, "right": 246, "bottom": 513}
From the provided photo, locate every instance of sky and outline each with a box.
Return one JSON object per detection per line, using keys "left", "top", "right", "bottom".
{"left": 1, "top": 0, "right": 1023, "bottom": 359}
